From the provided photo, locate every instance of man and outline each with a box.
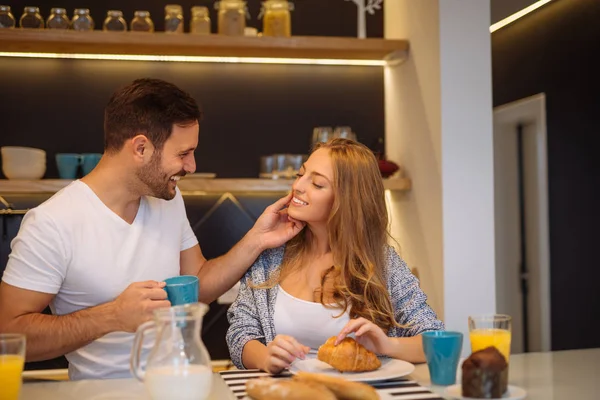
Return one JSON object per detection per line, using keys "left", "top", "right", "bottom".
{"left": 0, "top": 78, "right": 304, "bottom": 380}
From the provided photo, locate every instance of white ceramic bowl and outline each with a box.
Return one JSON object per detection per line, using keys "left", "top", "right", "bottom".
{"left": 1, "top": 146, "right": 47, "bottom": 180}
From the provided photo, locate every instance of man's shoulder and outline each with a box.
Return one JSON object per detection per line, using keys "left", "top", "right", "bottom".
{"left": 27, "top": 181, "right": 88, "bottom": 222}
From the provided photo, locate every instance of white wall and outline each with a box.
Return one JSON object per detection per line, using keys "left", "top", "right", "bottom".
{"left": 385, "top": 0, "right": 496, "bottom": 351}
{"left": 384, "top": 0, "right": 444, "bottom": 320}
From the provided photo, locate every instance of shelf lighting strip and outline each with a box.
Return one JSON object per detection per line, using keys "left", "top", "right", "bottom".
{"left": 0, "top": 51, "right": 387, "bottom": 66}
{"left": 490, "top": 0, "right": 553, "bottom": 33}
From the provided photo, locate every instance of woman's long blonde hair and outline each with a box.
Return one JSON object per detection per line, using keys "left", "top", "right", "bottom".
{"left": 260, "top": 138, "right": 400, "bottom": 331}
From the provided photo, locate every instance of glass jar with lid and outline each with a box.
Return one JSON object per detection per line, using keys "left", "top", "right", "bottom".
{"left": 130, "top": 11, "right": 154, "bottom": 32}
{"left": 72, "top": 8, "right": 94, "bottom": 31}
{"left": 261, "top": 0, "right": 293, "bottom": 37}
{"left": 103, "top": 10, "right": 126, "bottom": 31}
{"left": 190, "top": 6, "right": 210, "bottom": 34}
{"left": 0, "top": 5, "right": 16, "bottom": 28}
{"left": 215, "top": 0, "right": 246, "bottom": 36}
{"left": 47, "top": 8, "right": 70, "bottom": 29}
{"left": 164, "top": 4, "right": 183, "bottom": 33}
{"left": 19, "top": 6, "right": 44, "bottom": 29}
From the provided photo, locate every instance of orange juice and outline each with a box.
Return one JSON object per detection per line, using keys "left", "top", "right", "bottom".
{"left": 469, "top": 328, "right": 511, "bottom": 362}
{"left": 0, "top": 355, "right": 24, "bottom": 400}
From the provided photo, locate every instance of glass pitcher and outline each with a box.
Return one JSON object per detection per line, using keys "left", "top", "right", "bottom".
{"left": 131, "top": 303, "right": 213, "bottom": 400}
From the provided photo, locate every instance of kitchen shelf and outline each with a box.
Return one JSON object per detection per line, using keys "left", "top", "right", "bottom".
{"left": 0, "top": 29, "right": 409, "bottom": 64}
{"left": 0, "top": 178, "right": 412, "bottom": 194}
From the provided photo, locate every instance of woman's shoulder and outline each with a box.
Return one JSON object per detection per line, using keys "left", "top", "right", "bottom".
{"left": 258, "top": 245, "right": 286, "bottom": 266}
{"left": 383, "top": 244, "right": 405, "bottom": 268}
{"left": 382, "top": 244, "right": 413, "bottom": 283}
{"left": 245, "top": 245, "right": 286, "bottom": 281}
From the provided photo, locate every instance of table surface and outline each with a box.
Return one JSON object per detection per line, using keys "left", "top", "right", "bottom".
{"left": 20, "top": 348, "right": 600, "bottom": 400}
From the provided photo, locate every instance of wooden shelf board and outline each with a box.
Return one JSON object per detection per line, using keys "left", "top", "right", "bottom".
{"left": 0, "top": 178, "right": 411, "bottom": 194}
{"left": 0, "top": 30, "right": 408, "bottom": 62}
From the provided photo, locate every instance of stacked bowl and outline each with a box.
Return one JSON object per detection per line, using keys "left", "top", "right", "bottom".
{"left": 1, "top": 146, "right": 46, "bottom": 180}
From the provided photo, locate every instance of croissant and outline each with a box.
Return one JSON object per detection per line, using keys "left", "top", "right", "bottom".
{"left": 246, "top": 377, "right": 336, "bottom": 400}
{"left": 293, "top": 371, "right": 379, "bottom": 400}
{"left": 317, "top": 336, "right": 381, "bottom": 372}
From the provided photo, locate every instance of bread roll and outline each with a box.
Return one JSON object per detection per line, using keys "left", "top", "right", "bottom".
{"left": 293, "top": 371, "right": 379, "bottom": 400}
{"left": 246, "top": 377, "right": 337, "bottom": 400}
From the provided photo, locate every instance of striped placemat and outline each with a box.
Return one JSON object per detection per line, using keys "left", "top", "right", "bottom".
{"left": 219, "top": 369, "right": 445, "bottom": 400}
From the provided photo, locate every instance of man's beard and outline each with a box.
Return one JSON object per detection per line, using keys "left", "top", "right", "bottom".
{"left": 137, "top": 151, "right": 182, "bottom": 200}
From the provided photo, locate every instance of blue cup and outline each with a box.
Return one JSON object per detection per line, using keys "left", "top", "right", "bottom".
{"left": 422, "top": 331, "right": 463, "bottom": 386}
{"left": 56, "top": 153, "right": 82, "bottom": 179}
{"left": 164, "top": 275, "right": 199, "bottom": 306}
{"left": 81, "top": 153, "right": 102, "bottom": 176}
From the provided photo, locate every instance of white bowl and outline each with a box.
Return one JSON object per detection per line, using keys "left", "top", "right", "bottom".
{"left": 1, "top": 146, "right": 47, "bottom": 180}
{"left": 1, "top": 146, "right": 46, "bottom": 160}
{"left": 2, "top": 164, "right": 46, "bottom": 180}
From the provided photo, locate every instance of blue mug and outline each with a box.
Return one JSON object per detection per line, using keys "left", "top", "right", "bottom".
{"left": 422, "top": 331, "right": 463, "bottom": 386}
{"left": 164, "top": 275, "right": 199, "bottom": 306}
{"left": 81, "top": 153, "right": 102, "bottom": 176}
{"left": 56, "top": 153, "right": 83, "bottom": 179}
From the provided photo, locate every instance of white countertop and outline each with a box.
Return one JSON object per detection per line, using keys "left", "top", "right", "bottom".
{"left": 20, "top": 348, "right": 600, "bottom": 400}
{"left": 21, "top": 373, "right": 237, "bottom": 400}
{"left": 414, "top": 348, "right": 600, "bottom": 400}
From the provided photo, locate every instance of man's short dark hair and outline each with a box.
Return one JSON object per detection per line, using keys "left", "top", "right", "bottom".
{"left": 104, "top": 78, "right": 202, "bottom": 153}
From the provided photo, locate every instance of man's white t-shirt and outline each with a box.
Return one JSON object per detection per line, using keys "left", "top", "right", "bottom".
{"left": 2, "top": 181, "right": 198, "bottom": 380}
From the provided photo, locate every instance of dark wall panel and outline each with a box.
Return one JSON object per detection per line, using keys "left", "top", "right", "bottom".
{"left": 0, "top": 2, "right": 385, "bottom": 179}
{"left": 0, "top": 59, "right": 384, "bottom": 178}
{"left": 492, "top": 0, "right": 600, "bottom": 351}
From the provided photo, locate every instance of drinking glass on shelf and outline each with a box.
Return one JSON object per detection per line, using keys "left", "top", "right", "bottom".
{"left": 259, "top": 155, "right": 274, "bottom": 179}
{"left": 272, "top": 154, "right": 288, "bottom": 179}
{"left": 287, "top": 154, "right": 304, "bottom": 175}
{"left": 333, "top": 126, "right": 357, "bottom": 141}
{"left": 311, "top": 126, "right": 333, "bottom": 147}
{"left": 468, "top": 314, "right": 512, "bottom": 362}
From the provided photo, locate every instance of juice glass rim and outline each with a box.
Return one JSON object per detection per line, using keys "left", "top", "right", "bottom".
{"left": 468, "top": 314, "right": 511, "bottom": 323}
{"left": 0, "top": 333, "right": 26, "bottom": 342}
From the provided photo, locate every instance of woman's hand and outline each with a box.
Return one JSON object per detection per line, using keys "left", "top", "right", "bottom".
{"left": 335, "top": 317, "right": 392, "bottom": 356}
{"left": 261, "top": 335, "right": 310, "bottom": 374}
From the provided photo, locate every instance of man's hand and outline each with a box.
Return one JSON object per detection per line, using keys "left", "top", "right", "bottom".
{"left": 111, "top": 281, "right": 171, "bottom": 332}
{"left": 251, "top": 193, "right": 306, "bottom": 251}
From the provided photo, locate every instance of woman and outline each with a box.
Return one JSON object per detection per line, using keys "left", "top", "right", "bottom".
{"left": 226, "top": 138, "right": 443, "bottom": 374}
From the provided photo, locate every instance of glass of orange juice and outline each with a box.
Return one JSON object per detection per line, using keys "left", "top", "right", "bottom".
{"left": 468, "top": 314, "right": 511, "bottom": 362}
{"left": 0, "top": 334, "right": 26, "bottom": 400}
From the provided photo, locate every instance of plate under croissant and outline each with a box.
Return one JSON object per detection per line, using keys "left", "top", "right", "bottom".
{"left": 289, "top": 354, "right": 415, "bottom": 382}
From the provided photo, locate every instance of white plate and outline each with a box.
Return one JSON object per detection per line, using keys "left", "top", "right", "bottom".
{"left": 288, "top": 354, "right": 415, "bottom": 382}
{"left": 243, "top": 395, "right": 394, "bottom": 400}
{"left": 445, "top": 384, "right": 527, "bottom": 400}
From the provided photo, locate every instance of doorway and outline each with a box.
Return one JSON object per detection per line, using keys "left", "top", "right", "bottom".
{"left": 493, "top": 93, "right": 551, "bottom": 353}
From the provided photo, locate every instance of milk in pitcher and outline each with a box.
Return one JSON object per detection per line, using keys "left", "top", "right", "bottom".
{"left": 145, "top": 365, "right": 212, "bottom": 400}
